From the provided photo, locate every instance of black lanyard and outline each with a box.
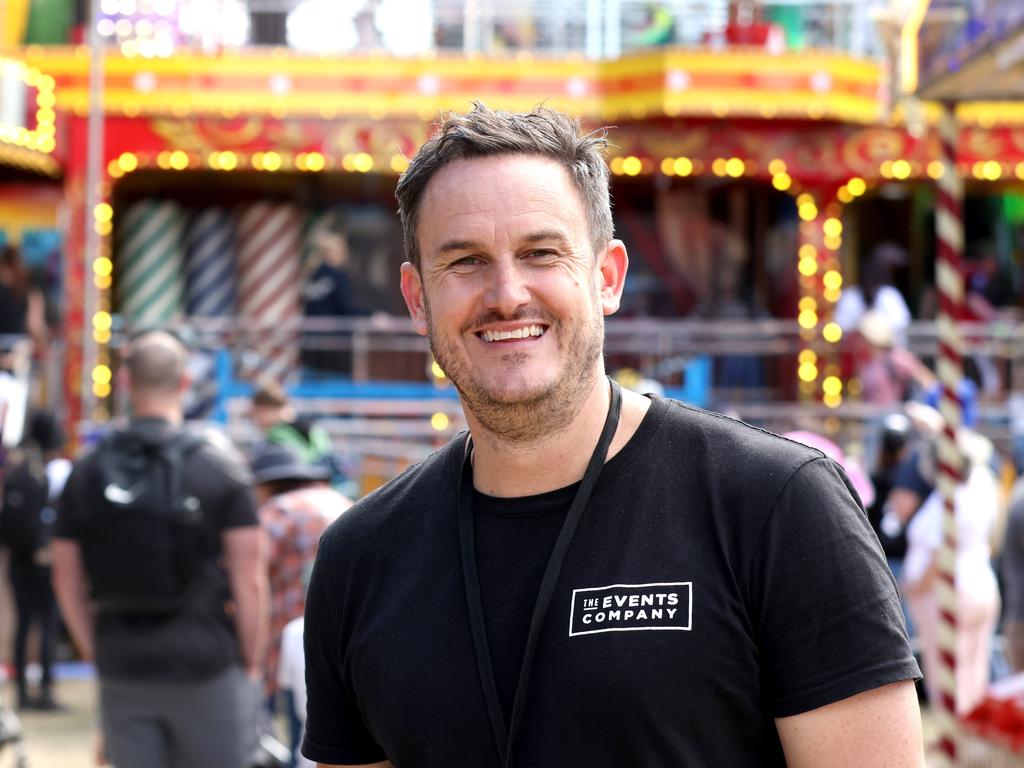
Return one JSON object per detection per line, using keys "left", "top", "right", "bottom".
{"left": 458, "top": 379, "right": 623, "bottom": 768}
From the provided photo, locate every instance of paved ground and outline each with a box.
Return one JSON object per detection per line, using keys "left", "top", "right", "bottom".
{"left": 2, "top": 677, "right": 96, "bottom": 768}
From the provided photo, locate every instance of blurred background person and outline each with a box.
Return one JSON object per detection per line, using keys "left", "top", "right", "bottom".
{"left": 903, "top": 427, "right": 1002, "bottom": 715}
{"left": 0, "top": 244, "right": 46, "bottom": 373}
{"left": 301, "top": 214, "right": 370, "bottom": 377}
{"left": 835, "top": 242, "right": 912, "bottom": 345}
{"left": 250, "top": 380, "right": 333, "bottom": 466}
{"left": 1001, "top": 451, "right": 1024, "bottom": 672}
{"left": 867, "top": 413, "right": 915, "bottom": 577}
{"left": 251, "top": 442, "right": 352, "bottom": 765}
{"left": 855, "top": 310, "right": 935, "bottom": 406}
{"left": 0, "top": 410, "right": 70, "bottom": 710}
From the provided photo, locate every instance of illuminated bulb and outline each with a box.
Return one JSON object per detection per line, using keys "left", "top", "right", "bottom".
{"left": 673, "top": 157, "right": 693, "bottom": 177}
{"left": 92, "top": 365, "right": 112, "bottom": 385}
{"left": 169, "top": 150, "right": 189, "bottom": 170}
{"left": 798, "top": 202, "right": 818, "bottom": 221}
{"left": 390, "top": 154, "right": 410, "bottom": 173}
{"left": 823, "top": 376, "right": 842, "bottom": 397}
{"left": 431, "top": 412, "right": 450, "bottom": 431}
{"left": 798, "top": 309, "right": 818, "bottom": 329}
{"left": 430, "top": 361, "right": 446, "bottom": 379}
{"left": 798, "top": 257, "right": 818, "bottom": 277}
{"left": 353, "top": 153, "right": 373, "bottom": 173}
{"left": 262, "top": 151, "right": 282, "bottom": 172}
{"left": 927, "top": 161, "right": 945, "bottom": 179}
{"left": 772, "top": 173, "right": 792, "bottom": 191}
{"left": 891, "top": 160, "right": 911, "bottom": 180}
{"left": 798, "top": 362, "right": 819, "bottom": 382}
{"left": 798, "top": 297, "right": 817, "bottom": 312}
{"left": 823, "top": 218, "right": 842, "bottom": 238}
{"left": 768, "top": 159, "right": 787, "bottom": 176}
{"left": 822, "top": 322, "right": 843, "bottom": 343}
{"left": 94, "top": 257, "right": 113, "bottom": 277}
{"left": 94, "top": 202, "right": 113, "bottom": 222}
{"left": 305, "top": 152, "right": 325, "bottom": 172}
{"left": 846, "top": 177, "right": 866, "bottom": 196}
{"left": 660, "top": 158, "right": 675, "bottom": 176}
{"left": 711, "top": 158, "right": 728, "bottom": 177}
{"left": 609, "top": 157, "right": 624, "bottom": 176}
{"left": 798, "top": 349, "right": 817, "bottom": 364}
{"left": 622, "top": 156, "right": 642, "bottom": 176}
{"left": 822, "top": 270, "right": 842, "bottom": 291}
{"left": 725, "top": 158, "right": 745, "bottom": 178}
{"left": 117, "top": 152, "right": 138, "bottom": 172}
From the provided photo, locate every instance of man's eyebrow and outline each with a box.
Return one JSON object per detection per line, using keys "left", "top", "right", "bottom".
{"left": 522, "top": 230, "right": 570, "bottom": 245}
{"left": 434, "top": 230, "right": 570, "bottom": 257}
{"left": 436, "top": 239, "right": 482, "bottom": 256}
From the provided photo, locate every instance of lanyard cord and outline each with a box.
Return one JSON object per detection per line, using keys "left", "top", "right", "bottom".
{"left": 458, "top": 379, "right": 623, "bottom": 767}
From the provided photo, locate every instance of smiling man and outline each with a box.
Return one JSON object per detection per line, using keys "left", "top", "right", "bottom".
{"left": 302, "top": 104, "right": 924, "bottom": 768}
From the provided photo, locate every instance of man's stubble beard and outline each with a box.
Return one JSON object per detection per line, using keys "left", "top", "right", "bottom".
{"left": 425, "top": 299, "right": 606, "bottom": 444}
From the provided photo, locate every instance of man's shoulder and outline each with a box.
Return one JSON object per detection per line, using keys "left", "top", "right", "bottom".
{"left": 655, "top": 397, "right": 825, "bottom": 476}
{"left": 185, "top": 424, "right": 253, "bottom": 487}
{"left": 318, "top": 434, "right": 463, "bottom": 555}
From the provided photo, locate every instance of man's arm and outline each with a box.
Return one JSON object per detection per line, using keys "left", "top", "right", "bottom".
{"left": 776, "top": 680, "right": 924, "bottom": 768}
{"left": 51, "top": 538, "right": 95, "bottom": 662}
{"left": 222, "top": 526, "right": 269, "bottom": 675}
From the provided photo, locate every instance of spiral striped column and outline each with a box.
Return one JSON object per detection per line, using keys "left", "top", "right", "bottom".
{"left": 117, "top": 200, "right": 187, "bottom": 327}
{"left": 186, "top": 207, "right": 237, "bottom": 317}
{"left": 185, "top": 208, "right": 237, "bottom": 417}
{"left": 236, "top": 202, "right": 303, "bottom": 383}
{"left": 932, "top": 104, "right": 964, "bottom": 767}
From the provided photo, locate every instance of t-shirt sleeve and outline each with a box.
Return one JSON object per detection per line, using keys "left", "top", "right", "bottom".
{"left": 749, "top": 457, "right": 921, "bottom": 718}
{"left": 301, "top": 555, "right": 387, "bottom": 766}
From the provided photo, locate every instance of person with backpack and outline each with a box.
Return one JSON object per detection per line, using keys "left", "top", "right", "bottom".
{"left": 0, "top": 410, "right": 71, "bottom": 710}
{"left": 52, "top": 330, "right": 269, "bottom": 768}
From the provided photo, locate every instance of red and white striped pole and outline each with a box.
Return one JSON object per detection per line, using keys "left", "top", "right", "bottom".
{"left": 932, "top": 102, "right": 964, "bottom": 766}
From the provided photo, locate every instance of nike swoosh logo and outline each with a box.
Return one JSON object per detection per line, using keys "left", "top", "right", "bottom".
{"left": 104, "top": 483, "right": 140, "bottom": 504}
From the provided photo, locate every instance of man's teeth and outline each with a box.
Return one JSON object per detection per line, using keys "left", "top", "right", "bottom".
{"left": 481, "top": 325, "right": 546, "bottom": 342}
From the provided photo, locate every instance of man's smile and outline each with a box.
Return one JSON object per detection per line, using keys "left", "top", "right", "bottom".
{"left": 476, "top": 324, "right": 548, "bottom": 343}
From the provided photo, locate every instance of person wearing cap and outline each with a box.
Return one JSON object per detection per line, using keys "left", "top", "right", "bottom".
{"left": 856, "top": 310, "right": 935, "bottom": 405}
{"left": 251, "top": 443, "right": 352, "bottom": 757}
{"left": 902, "top": 427, "right": 1001, "bottom": 714}
{"left": 301, "top": 103, "right": 923, "bottom": 768}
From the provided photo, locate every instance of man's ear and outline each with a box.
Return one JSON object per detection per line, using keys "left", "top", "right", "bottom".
{"left": 597, "top": 239, "right": 629, "bottom": 317}
{"left": 400, "top": 262, "right": 429, "bottom": 336}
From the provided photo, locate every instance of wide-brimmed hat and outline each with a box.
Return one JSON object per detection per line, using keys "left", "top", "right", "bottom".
{"left": 250, "top": 442, "right": 330, "bottom": 484}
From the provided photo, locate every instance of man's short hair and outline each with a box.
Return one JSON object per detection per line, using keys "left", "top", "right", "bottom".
{"left": 124, "top": 331, "right": 188, "bottom": 393}
{"left": 251, "top": 380, "right": 289, "bottom": 409}
{"left": 395, "top": 102, "right": 614, "bottom": 268}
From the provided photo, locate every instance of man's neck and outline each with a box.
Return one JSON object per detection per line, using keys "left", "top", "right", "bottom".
{"left": 130, "top": 400, "right": 183, "bottom": 424}
{"left": 466, "top": 374, "right": 651, "bottom": 498}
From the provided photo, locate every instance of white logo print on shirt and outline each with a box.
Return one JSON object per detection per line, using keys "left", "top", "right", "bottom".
{"left": 568, "top": 582, "right": 693, "bottom": 637}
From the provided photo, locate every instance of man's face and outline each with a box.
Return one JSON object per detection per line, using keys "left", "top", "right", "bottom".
{"left": 400, "top": 154, "right": 627, "bottom": 436}
{"left": 251, "top": 404, "right": 282, "bottom": 430}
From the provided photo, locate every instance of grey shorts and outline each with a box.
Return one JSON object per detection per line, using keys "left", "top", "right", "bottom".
{"left": 99, "top": 665, "right": 258, "bottom": 768}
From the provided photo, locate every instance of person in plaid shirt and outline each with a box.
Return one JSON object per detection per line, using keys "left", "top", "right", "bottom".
{"left": 251, "top": 443, "right": 353, "bottom": 749}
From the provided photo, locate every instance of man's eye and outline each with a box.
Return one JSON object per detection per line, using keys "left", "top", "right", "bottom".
{"left": 452, "top": 256, "right": 482, "bottom": 267}
{"left": 527, "top": 249, "right": 556, "bottom": 259}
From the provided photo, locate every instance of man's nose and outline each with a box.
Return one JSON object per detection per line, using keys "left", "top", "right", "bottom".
{"left": 483, "top": 259, "right": 531, "bottom": 315}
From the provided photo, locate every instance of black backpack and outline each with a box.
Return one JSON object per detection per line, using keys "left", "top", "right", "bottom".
{"left": 0, "top": 454, "right": 51, "bottom": 559}
{"left": 79, "top": 428, "right": 213, "bottom": 616}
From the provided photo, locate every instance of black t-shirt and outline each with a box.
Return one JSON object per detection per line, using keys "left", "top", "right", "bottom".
{"left": 303, "top": 397, "right": 920, "bottom": 767}
{"left": 55, "top": 419, "right": 259, "bottom": 682}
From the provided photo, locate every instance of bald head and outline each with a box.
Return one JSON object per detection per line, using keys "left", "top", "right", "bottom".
{"left": 125, "top": 331, "right": 188, "bottom": 395}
